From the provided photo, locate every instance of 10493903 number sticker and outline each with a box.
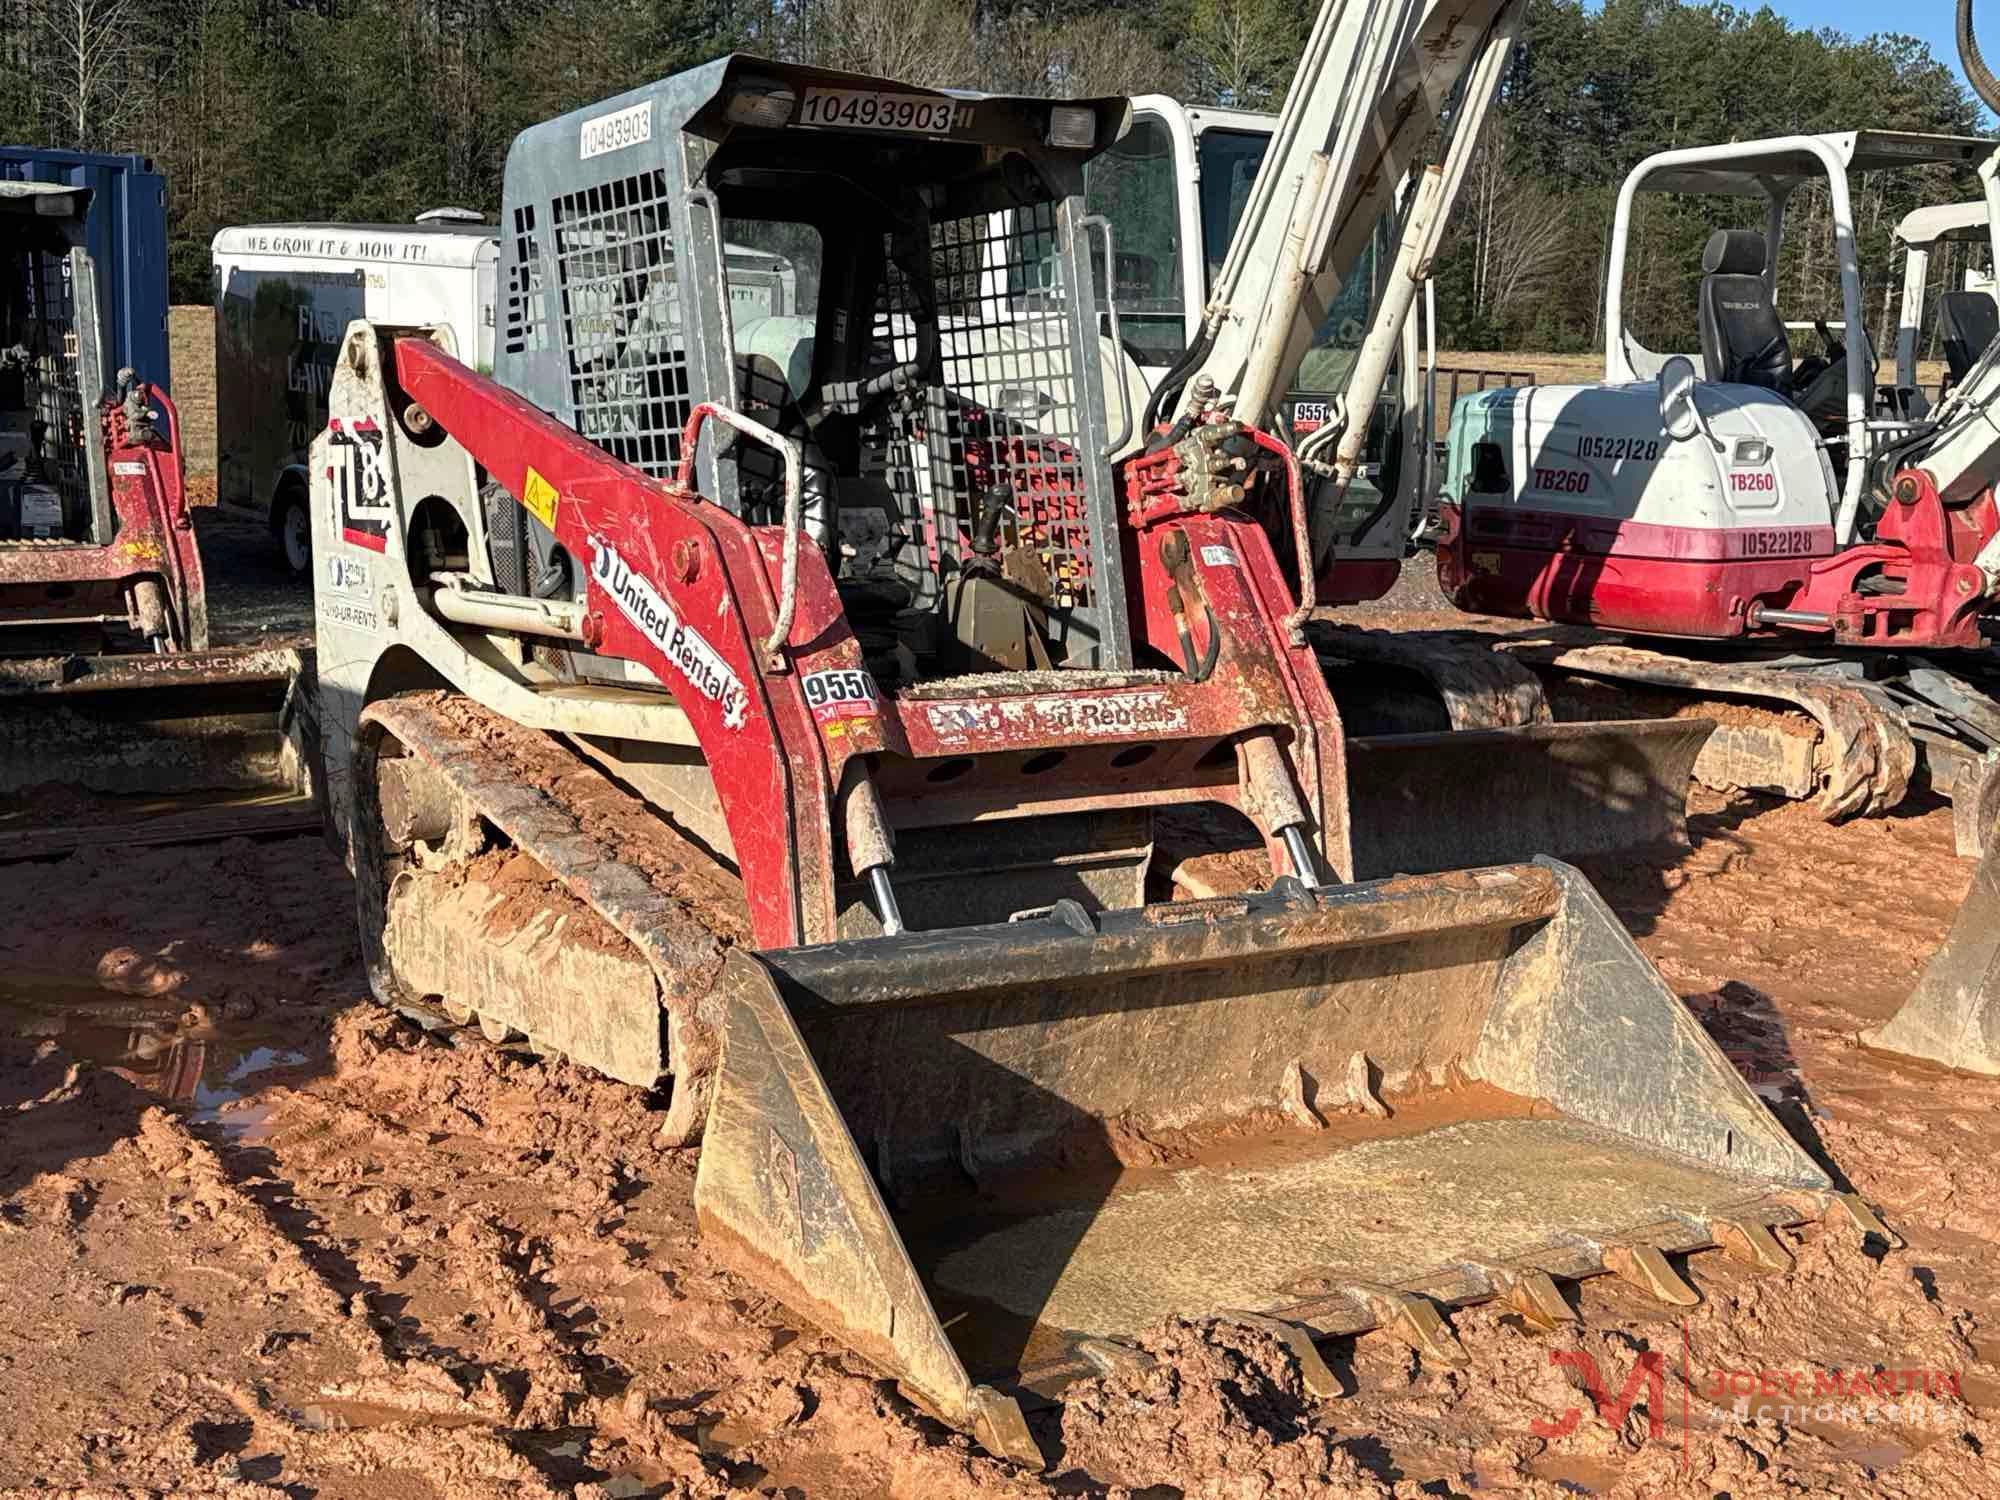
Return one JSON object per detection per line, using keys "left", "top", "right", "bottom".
{"left": 797, "top": 89, "right": 973, "bottom": 135}
{"left": 802, "top": 667, "right": 881, "bottom": 723}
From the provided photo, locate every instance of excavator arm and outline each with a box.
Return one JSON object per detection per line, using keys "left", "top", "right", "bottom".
{"left": 1170, "top": 0, "right": 1523, "bottom": 553}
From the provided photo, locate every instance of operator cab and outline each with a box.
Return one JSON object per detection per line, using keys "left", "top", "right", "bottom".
{"left": 1080, "top": 96, "right": 1424, "bottom": 592}
{"left": 1606, "top": 130, "right": 1989, "bottom": 518}
{"left": 490, "top": 57, "right": 1137, "bottom": 684}
{"left": 0, "top": 181, "right": 103, "bottom": 547}
{"left": 1890, "top": 199, "right": 2000, "bottom": 409}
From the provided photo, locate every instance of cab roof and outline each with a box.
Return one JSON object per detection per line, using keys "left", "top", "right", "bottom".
{"left": 1632, "top": 131, "right": 1991, "bottom": 198}
{"left": 1895, "top": 199, "right": 1993, "bottom": 247}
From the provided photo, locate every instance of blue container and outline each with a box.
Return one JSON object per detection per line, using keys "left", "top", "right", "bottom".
{"left": 0, "top": 147, "right": 171, "bottom": 394}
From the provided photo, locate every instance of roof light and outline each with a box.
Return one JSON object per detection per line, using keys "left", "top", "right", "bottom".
{"left": 1047, "top": 106, "right": 1097, "bottom": 150}
{"left": 727, "top": 82, "right": 797, "bottom": 129}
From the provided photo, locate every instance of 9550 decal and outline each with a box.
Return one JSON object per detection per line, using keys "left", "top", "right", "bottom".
{"left": 802, "top": 667, "right": 880, "bottom": 723}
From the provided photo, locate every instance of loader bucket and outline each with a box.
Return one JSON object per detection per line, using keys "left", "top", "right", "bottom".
{"left": 1347, "top": 719, "right": 1714, "bottom": 876}
{"left": 695, "top": 858, "right": 1831, "bottom": 1462}
{"left": 1862, "top": 834, "right": 2000, "bottom": 1074}
{"left": 0, "top": 647, "right": 318, "bottom": 858}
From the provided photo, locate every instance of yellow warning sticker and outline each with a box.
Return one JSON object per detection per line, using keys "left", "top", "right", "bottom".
{"left": 522, "top": 467, "right": 560, "bottom": 530}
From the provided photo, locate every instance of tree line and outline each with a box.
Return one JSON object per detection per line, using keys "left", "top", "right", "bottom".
{"left": 0, "top": 0, "right": 1987, "bottom": 354}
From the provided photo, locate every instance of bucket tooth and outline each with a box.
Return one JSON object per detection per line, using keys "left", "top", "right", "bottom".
{"left": 1280, "top": 1059, "right": 1328, "bottom": 1129}
{"left": 1348, "top": 1285, "right": 1465, "bottom": 1367}
{"left": 1344, "top": 1052, "right": 1388, "bottom": 1117}
{"left": 1602, "top": 1244, "right": 1699, "bottom": 1307}
{"left": 967, "top": 1386, "right": 1040, "bottom": 1470}
{"left": 1824, "top": 1192, "right": 1902, "bottom": 1249}
{"left": 1709, "top": 1216, "right": 1793, "bottom": 1274}
{"left": 1467, "top": 1263, "right": 1576, "bottom": 1331}
{"left": 1075, "top": 1336, "right": 1157, "bottom": 1379}
{"left": 1222, "top": 1312, "right": 1343, "bottom": 1398}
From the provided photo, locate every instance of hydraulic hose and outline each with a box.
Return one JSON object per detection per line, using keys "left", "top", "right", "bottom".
{"left": 1143, "top": 320, "right": 1219, "bottom": 440}
{"left": 1961, "top": 0, "right": 2000, "bottom": 114}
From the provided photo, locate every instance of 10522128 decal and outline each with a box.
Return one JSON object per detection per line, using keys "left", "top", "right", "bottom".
{"left": 1736, "top": 528, "right": 1817, "bottom": 557}
{"left": 1575, "top": 434, "right": 1662, "bottom": 463}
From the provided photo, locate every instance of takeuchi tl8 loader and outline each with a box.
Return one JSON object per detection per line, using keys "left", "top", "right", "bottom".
{"left": 311, "top": 4, "right": 1879, "bottom": 1464}
{"left": 0, "top": 158, "right": 310, "bottom": 849}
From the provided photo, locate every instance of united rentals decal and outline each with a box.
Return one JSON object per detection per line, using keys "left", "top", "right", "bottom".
{"left": 590, "top": 537, "right": 748, "bottom": 728}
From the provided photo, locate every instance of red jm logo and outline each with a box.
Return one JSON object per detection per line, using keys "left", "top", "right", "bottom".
{"left": 1530, "top": 1349, "right": 1668, "bottom": 1440}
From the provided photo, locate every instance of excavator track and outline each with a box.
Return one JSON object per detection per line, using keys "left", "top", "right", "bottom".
{"left": 1521, "top": 643, "right": 1919, "bottom": 823}
{"left": 351, "top": 691, "right": 749, "bottom": 1144}
{"left": 1319, "top": 626, "right": 1952, "bottom": 831}
{"left": 1313, "top": 624, "right": 1716, "bottom": 865}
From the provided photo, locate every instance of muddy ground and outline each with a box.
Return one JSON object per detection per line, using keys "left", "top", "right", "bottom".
{"left": 8, "top": 563, "right": 2000, "bottom": 1496}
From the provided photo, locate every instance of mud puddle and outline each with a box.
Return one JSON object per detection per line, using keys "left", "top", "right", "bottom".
{"left": 0, "top": 973, "right": 313, "bottom": 1128}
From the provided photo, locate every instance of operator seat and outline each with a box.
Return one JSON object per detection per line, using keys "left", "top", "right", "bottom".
{"left": 1697, "top": 229, "right": 1790, "bottom": 394}
{"left": 1939, "top": 289, "right": 1999, "bottom": 386}
{"left": 1696, "top": 228, "right": 1852, "bottom": 432}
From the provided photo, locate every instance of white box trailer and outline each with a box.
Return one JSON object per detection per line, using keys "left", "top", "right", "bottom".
{"left": 213, "top": 215, "right": 500, "bottom": 575}
{"left": 213, "top": 216, "right": 800, "bottom": 576}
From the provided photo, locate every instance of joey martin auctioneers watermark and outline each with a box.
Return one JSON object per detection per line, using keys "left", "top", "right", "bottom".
{"left": 1529, "top": 1328, "right": 1963, "bottom": 1463}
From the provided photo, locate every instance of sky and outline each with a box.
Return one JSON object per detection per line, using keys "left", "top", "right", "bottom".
{"left": 1760, "top": 1, "right": 1960, "bottom": 61}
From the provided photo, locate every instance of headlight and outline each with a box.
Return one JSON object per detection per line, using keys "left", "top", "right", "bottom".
{"left": 727, "top": 82, "right": 797, "bottom": 128}
{"left": 1046, "top": 106, "right": 1097, "bottom": 149}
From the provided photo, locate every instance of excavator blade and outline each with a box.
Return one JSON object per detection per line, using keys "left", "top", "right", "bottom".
{"left": 1347, "top": 719, "right": 1713, "bottom": 876}
{"left": 0, "top": 647, "right": 318, "bottom": 859}
{"left": 695, "top": 858, "right": 1831, "bottom": 1462}
{"left": 1862, "top": 834, "right": 2000, "bottom": 1074}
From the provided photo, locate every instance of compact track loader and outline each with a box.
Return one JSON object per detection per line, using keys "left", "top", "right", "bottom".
{"left": 0, "top": 168, "right": 312, "bottom": 856}
{"left": 314, "top": 29, "right": 1871, "bottom": 1465}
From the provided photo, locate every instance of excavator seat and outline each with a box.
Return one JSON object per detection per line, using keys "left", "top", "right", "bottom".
{"left": 1697, "top": 229, "right": 1849, "bottom": 430}
{"left": 1939, "top": 288, "right": 1999, "bottom": 387}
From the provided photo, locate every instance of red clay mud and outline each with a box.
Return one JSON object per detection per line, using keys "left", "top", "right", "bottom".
{"left": 4, "top": 767, "right": 2000, "bottom": 1493}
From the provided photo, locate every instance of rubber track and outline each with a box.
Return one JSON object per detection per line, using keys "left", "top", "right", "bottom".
{"left": 362, "top": 692, "right": 736, "bottom": 1140}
